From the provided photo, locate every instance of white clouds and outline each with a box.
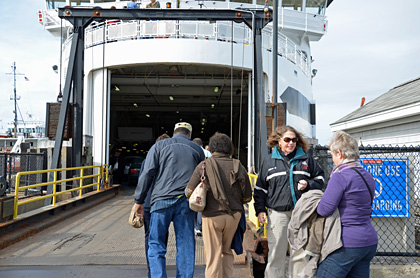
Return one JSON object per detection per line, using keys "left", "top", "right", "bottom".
{"left": 312, "top": 0, "right": 420, "bottom": 145}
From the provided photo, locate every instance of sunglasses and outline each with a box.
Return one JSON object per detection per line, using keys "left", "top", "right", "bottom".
{"left": 282, "top": 137, "right": 298, "bottom": 143}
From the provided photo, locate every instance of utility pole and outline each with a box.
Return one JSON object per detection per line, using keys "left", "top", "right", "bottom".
{"left": 6, "top": 62, "right": 24, "bottom": 138}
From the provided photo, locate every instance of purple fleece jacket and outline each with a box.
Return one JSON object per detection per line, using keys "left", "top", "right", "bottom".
{"left": 317, "top": 162, "right": 378, "bottom": 248}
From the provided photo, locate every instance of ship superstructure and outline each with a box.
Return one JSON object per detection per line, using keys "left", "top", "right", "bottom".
{"left": 38, "top": 0, "right": 332, "bottom": 171}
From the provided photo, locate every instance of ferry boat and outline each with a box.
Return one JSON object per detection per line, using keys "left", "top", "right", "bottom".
{"left": 38, "top": 0, "right": 332, "bottom": 171}
{"left": 6, "top": 120, "right": 46, "bottom": 139}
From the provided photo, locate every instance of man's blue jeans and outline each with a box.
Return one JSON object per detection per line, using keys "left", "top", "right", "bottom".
{"left": 148, "top": 198, "right": 195, "bottom": 278}
{"left": 317, "top": 244, "right": 377, "bottom": 278}
{"left": 194, "top": 212, "right": 202, "bottom": 232}
{"left": 145, "top": 208, "right": 169, "bottom": 278}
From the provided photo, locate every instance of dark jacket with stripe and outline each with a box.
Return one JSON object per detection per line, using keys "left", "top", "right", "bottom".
{"left": 253, "top": 146, "right": 325, "bottom": 215}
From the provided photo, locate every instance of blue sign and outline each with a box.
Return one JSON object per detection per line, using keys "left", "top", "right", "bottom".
{"left": 360, "top": 158, "right": 409, "bottom": 218}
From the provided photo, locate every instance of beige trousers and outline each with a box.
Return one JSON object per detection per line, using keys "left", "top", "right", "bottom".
{"left": 202, "top": 212, "right": 241, "bottom": 278}
{"left": 265, "top": 209, "right": 307, "bottom": 278}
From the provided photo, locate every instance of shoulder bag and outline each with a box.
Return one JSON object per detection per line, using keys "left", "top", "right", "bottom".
{"left": 189, "top": 162, "right": 208, "bottom": 212}
{"left": 351, "top": 167, "right": 374, "bottom": 216}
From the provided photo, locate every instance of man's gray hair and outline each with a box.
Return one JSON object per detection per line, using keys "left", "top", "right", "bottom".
{"left": 327, "top": 131, "right": 360, "bottom": 159}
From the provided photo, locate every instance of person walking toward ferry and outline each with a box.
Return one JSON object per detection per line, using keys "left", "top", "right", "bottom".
{"left": 146, "top": 0, "right": 160, "bottom": 8}
{"left": 192, "top": 137, "right": 212, "bottom": 236}
{"left": 316, "top": 131, "right": 377, "bottom": 277}
{"left": 253, "top": 125, "right": 325, "bottom": 278}
{"left": 127, "top": 0, "right": 139, "bottom": 9}
{"left": 186, "top": 132, "right": 252, "bottom": 278}
{"left": 133, "top": 122, "right": 205, "bottom": 278}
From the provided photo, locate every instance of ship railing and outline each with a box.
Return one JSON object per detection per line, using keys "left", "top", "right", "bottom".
{"left": 38, "top": 9, "right": 62, "bottom": 27}
{"left": 280, "top": 8, "right": 328, "bottom": 34}
{"left": 78, "top": 19, "right": 311, "bottom": 77}
{"left": 13, "top": 164, "right": 110, "bottom": 219}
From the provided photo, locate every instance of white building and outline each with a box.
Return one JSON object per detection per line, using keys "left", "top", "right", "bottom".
{"left": 330, "top": 77, "right": 420, "bottom": 147}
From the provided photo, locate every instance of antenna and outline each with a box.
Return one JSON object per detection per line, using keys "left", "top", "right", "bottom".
{"left": 6, "top": 62, "right": 24, "bottom": 138}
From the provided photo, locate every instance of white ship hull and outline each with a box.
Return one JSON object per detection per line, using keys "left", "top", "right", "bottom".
{"left": 39, "top": 0, "right": 330, "bottom": 171}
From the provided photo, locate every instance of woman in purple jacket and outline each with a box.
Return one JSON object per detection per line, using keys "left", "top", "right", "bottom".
{"left": 317, "top": 131, "right": 378, "bottom": 277}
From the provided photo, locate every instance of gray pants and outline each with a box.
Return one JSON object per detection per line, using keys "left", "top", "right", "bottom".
{"left": 265, "top": 209, "right": 307, "bottom": 278}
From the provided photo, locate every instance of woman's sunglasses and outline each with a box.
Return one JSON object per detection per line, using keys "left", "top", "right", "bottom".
{"left": 282, "top": 137, "right": 298, "bottom": 143}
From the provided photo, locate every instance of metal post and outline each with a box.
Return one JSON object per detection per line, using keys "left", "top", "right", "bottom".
{"left": 45, "top": 16, "right": 93, "bottom": 205}
{"left": 272, "top": 0, "right": 278, "bottom": 128}
{"left": 45, "top": 33, "right": 79, "bottom": 205}
{"left": 72, "top": 18, "right": 86, "bottom": 168}
{"left": 253, "top": 20, "right": 268, "bottom": 173}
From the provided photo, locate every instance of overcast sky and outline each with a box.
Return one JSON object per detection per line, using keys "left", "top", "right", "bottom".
{"left": 312, "top": 0, "right": 420, "bottom": 144}
{"left": 0, "top": 0, "right": 60, "bottom": 133}
{"left": 1, "top": 0, "right": 419, "bottom": 145}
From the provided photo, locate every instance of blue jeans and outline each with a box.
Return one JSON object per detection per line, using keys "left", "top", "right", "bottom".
{"left": 194, "top": 212, "right": 202, "bottom": 231}
{"left": 148, "top": 198, "right": 195, "bottom": 278}
{"left": 144, "top": 208, "right": 169, "bottom": 278}
{"left": 317, "top": 244, "right": 377, "bottom": 278}
{"left": 144, "top": 208, "right": 152, "bottom": 278}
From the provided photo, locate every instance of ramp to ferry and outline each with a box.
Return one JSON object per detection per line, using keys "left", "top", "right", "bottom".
{"left": 2, "top": 183, "right": 419, "bottom": 278}
{"left": 0, "top": 185, "right": 251, "bottom": 278}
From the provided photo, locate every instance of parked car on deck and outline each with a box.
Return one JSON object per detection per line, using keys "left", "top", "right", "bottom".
{"left": 123, "top": 156, "right": 138, "bottom": 177}
{"left": 125, "top": 156, "right": 145, "bottom": 186}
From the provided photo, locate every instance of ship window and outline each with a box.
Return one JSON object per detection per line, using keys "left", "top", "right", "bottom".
{"left": 282, "top": 0, "right": 303, "bottom": 11}
{"left": 71, "top": 1, "right": 93, "bottom": 7}
{"left": 46, "top": 0, "right": 67, "bottom": 9}
{"left": 306, "top": 0, "right": 326, "bottom": 15}
{"left": 231, "top": 0, "right": 253, "bottom": 4}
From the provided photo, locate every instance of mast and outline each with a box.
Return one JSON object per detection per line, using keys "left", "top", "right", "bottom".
{"left": 6, "top": 62, "right": 24, "bottom": 138}
{"left": 13, "top": 62, "right": 18, "bottom": 138}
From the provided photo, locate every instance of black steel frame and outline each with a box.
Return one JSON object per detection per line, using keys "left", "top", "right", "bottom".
{"left": 45, "top": 7, "right": 273, "bottom": 203}
{"left": 52, "top": 7, "right": 271, "bottom": 176}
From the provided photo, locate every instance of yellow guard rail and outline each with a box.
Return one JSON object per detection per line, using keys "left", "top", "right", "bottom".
{"left": 248, "top": 173, "right": 267, "bottom": 237}
{"left": 13, "top": 164, "right": 109, "bottom": 219}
